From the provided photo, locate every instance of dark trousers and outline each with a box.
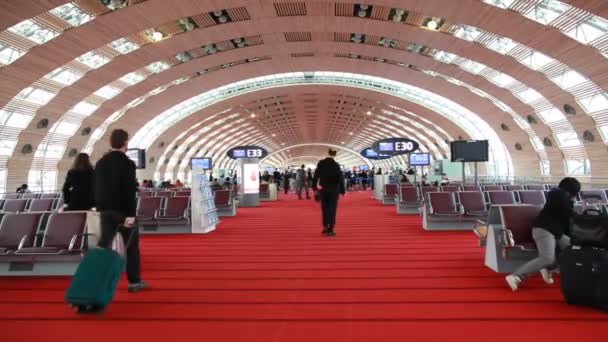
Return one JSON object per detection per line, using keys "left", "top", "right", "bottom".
{"left": 321, "top": 188, "right": 340, "bottom": 229}
{"left": 97, "top": 211, "right": 141, "bottom": 283}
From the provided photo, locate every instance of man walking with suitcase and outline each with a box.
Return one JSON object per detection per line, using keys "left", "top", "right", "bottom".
{"left": 95, "top": 129, "right": 146, "bottom": 293}
{"left": 313, "top": 149, "right": 345, "bottom": 236}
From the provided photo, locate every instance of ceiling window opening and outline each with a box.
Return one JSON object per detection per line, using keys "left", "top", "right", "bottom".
{"left": 16, "top": 87, "right": 55, "bottom": 105}
{"left": 550, "top": 70, "right": 588, "bottom": 89}
{"left": 147, "top": 61, "right": 170, "bottom": 73}
{"left": 0, "top": 110, "right": 31, "bottom": 129}
{"left": 555, "top": 131, "right": 581, "bottom": 147}
{"left": 0, "top": 44, "right": 24, "bottom": 65}
{"left": 94, "top": 85, "right": 121, "bottom": 99}
{"left": 70, "top": 101, "right": 98, "bottom": 116}
{"left": 76, "top": 51, "right": 109, "bottom": 69}
{"left": 565, "top": 159, "right": 590, "bottom": 176}
{"left": 538, "top": 107, "right": 566, "bottom": 123}
{"left": 524, "top": 0, "right": 570, "bottom": 25}
{"left": 8, "top": 19, "right": 57, "bottom": 44}
{"left": 120, "top": 72, "right": 145, "bottom": 85}
{"left": 50, "top": 3, "right": 93, "bottom": 27}
{"left": 483, "top": 0, "right": 515, "bottom": 9}
{"left": 110, "top": 38, "right": 139, "bottom": 54}
{"left": 577, "top": 92, "right": 608, "bottom": 113}
{"left": 566, "top": 16, "right": 608, "bottom": 44}
{"left": 453, "top": 25, "right": 483, "bottom": 41}
{"left": 519, "top": 51, "right": 554, "bottom": 70}
{"left": 516, "top": 88, "right": 543, "bottom": 103}
{"left": 486, "top": 36, "right": 517, "bottom": 55}
{"left": 45, "top": 67, "right": 82, "bottom": 85}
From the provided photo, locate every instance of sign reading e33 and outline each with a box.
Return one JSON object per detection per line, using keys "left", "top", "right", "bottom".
{"left": 227, "top": 145, "right": 268, "bottom": 159}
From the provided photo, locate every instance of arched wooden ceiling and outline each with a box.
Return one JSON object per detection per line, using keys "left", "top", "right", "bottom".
{"left": 0, "top": 0, "right": 607, "bottom": 190}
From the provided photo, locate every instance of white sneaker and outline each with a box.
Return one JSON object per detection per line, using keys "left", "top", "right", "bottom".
{"left": 505, "top": 275, "right": 521, "bottom": 291}
{"left": 540, "top": 268, "right": 554, "bottom": 285}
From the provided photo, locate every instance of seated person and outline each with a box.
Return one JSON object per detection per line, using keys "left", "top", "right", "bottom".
{"left": 505, "top": 177, "right": 581, "bottom": 291}
{"left": 420, "top": 176, "right": 430, "bottom": 186}
{"left": 439, "top": 174, "right": 450, "bottom": 185}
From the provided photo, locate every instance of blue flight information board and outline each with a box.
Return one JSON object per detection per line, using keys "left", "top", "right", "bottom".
{"left": 409, "top": 153, "right": 430, "bottom": 166}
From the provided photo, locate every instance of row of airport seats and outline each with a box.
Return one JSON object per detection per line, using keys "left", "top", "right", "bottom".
{"left": 0, "top": 211, "right": 87, "bottom": 275}
{"left": 137, "top": 190, "right": 191, "bottom": 197}
{"left": 0, "top": 198, "right": 63, "bottom": 213}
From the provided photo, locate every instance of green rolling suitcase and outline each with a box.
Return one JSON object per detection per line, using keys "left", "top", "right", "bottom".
{"left": 65, "top": 247, "right": 125, "bottom": 313}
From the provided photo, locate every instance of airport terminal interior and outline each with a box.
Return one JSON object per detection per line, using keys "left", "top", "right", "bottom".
{"left": 1, "top": 0, "right": 608, "bottom": 340}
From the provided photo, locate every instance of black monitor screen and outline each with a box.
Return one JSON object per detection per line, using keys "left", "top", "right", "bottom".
{"left": 379, "top": 142, "right": 394, "bottom": 152}
{"left": 126, "top": 148, "right": 146, "bottom": 169}
{"left": 232, "top": 149, "right": 246, "bottom": 158}
{"left": 450, "top": 140, "right": 489, "bottom": 162}
{"left": 191, "top": 158, "right": 212, "bottom": 170}
{"left": 409, "top": 153, "right": 430, "bottom": 166}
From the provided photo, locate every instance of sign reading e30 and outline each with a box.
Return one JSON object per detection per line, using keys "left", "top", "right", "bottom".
{"left": 372, "top": 138, "right": 419, "bottom": 156}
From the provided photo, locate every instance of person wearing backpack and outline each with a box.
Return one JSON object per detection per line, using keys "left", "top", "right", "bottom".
{"left": 505, "top": 177, "right": 581, "bottom": 291}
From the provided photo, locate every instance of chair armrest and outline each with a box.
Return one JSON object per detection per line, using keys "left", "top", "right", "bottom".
{"left": 69, "top": 233, "right": 93, "bottom": 251}
{"left": 17, "top": 235, "right": 31, "bottom": 250}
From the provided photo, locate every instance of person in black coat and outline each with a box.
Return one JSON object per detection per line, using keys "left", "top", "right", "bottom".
{"left": 62, "top": 153, "right": 95, "bottom": 211}
{"left": 506, "top": 177, "right": 581, "bottom": 291}
{"left": 95, "top": 129, "right": 145, "bottom": 296}
{"left": 313, "top": 149, "right": 346, "bottom": 237}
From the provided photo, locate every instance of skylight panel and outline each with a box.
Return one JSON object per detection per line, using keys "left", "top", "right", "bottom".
{"left": 434, "top": 51, "right": 457, "bottom": 63}
{"left": 550, "top": 70, "right": 587, "bottom": 89}
{"left": 486, "top": 37, "right": 517, "bottom": 55}
{"left": 565, "top": 159, "right": 589, "bottom": 175}
{"left": 538, "top": 107, "right": 566, "bottom": 123}
{"left": 459, "top": 60, "right": 486, "bottom": 74}
{"left": 70, "top": 101, "right": 98, "bottom": 115}
{"left": 453, "top": 25, "right": 483, "bottom": 42}
{"left": 110, "top": 38, "right": 139, "bottom": 54}
{"left": 515, "top": 88, "right": 543, "bottom": 103}
{"left": 483, "top": 0, "right": 515, "bottom": 9}
{"left": 0, "top": 110, "right": 31, "bottom": 129}
{"left": 76, "top": 51, "right": 109, "bottom": 69}
{"left": 0, "top": 140, "right": 17, "bottom": 156}
{"left": 524, "top": 0, "right": 570, "bottom": 25}
{"left": 16, "top": 87, "right": 55, "bottom": 105}
{"left": 51, "top": 121, "right": 79, "bottom": 135}
{"left": 577, "top": 92, "right": 608, "bottom": 113}
{"left": 50, "top": 3, "right": 93, "bottom": 27}
{"left": 0, "top": 44, "right": 24, "bottom": 65}
{"left": 34, "top": 144, "right": 65, "bottom": 158}
{"left": 489, "top": 72, "right": 516, "bottom": 87}
{"left": 565, "top": 16, "right": 608, "bottom": 44}
{"left": 556, "top": 132, "right": 580, "bottom": 147}
{"left": 120, "top": 72, "right": 145, "bottom": 85}
{"left": 518, "top": 51, "right": 554, "bottom": 70}
{"left": 94, "top": 85, "right": 121, "bottom": 99}
{"left": 147, "top": 61, "right": 170, "bottom": 73}
{"left": 45, "top": 67, "right": 82, "bottom": 85}
{"left": 599, "top": 126, "right": 608, "bottom": 142}
{"left": 8, "top": 19, "right": 57, "bottom": 44}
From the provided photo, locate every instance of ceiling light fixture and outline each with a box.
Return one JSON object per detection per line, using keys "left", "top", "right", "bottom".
{"left": 426, "top": 19, "right": 438, "bottom": 30}
{"left": 250, "top": 113, "right": 256, "bottom": 118}
{"left": 366, "top": 111, "right": 372, "bottom": 115}
{"left": 151, "top": 31, "right": 163, "bottom": 41}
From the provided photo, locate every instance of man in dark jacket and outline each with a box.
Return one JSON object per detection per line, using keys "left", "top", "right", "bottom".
{"left": 506, "top": 177, "right": 580, "bottom": 291}
{"left": 313, "top": 149, "right": 346, "bottom": 236}
{"left": 95, "top": 129, "right": 145, "bottom": 292}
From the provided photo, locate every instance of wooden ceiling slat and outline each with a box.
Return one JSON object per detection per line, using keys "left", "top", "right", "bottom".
{"left": 0, "top": 31, "right": 37, "bottom": 51}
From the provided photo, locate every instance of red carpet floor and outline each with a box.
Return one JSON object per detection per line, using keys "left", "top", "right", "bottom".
{"left": 0, "top": 191, "right": 607, "bottom": 341}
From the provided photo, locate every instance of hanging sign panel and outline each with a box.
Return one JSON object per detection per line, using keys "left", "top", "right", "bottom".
{"left": 359, "top": 148, "right": 391, "bottom": 160}
{"left": 372, "top": 138, "right": 419, "bottom": 156}
{"left": 227, "top": 145, "right": 268, "bottom": 159}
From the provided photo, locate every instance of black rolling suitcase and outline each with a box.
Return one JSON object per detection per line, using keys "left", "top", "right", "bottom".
{"left": 560, "top": 245, "right": 608, "bottom": 310}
